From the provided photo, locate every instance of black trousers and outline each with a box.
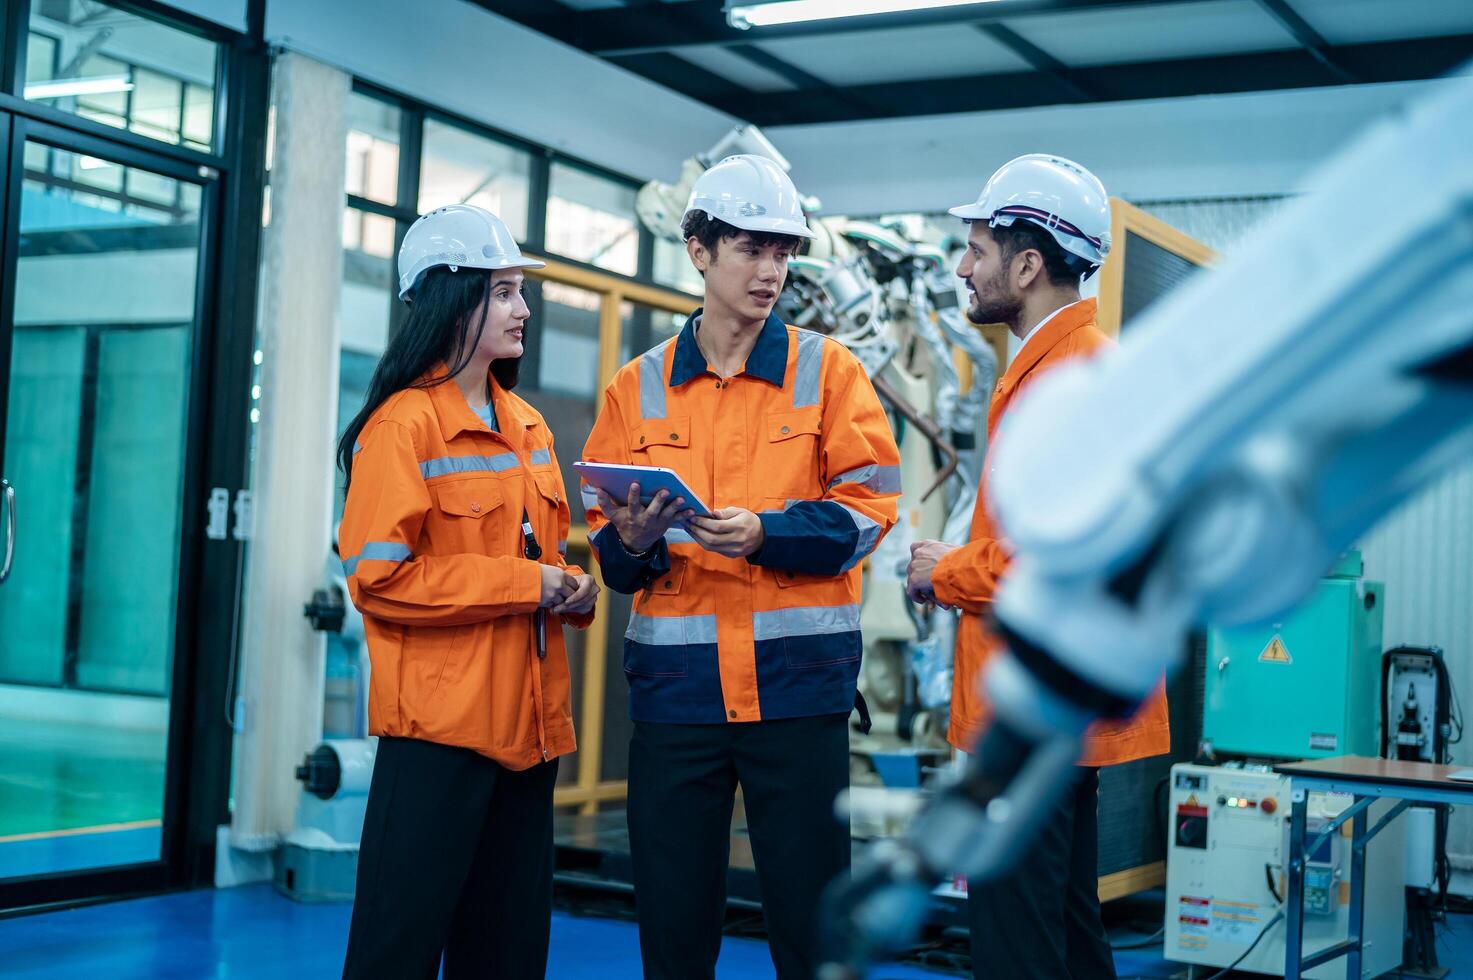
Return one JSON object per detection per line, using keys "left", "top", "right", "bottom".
{"left": 627, "top": 713, "right": 851, "bottom": 980}
{"left": 967, "top": 767, "right": 1116, "bottom": 980}
{"left": 342, "top": 736, "right": 559, "bottom": 980}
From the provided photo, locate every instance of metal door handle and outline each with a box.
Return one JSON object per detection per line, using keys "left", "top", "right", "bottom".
{"left": 0, "top": 480, "right": 13, "bottom": 584}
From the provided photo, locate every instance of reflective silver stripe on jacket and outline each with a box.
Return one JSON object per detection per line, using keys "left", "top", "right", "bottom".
{"left": 419, "top": 453, "right": 520, "bottom": 479}
{"left": 625, "top": 612, "right": 718, "bottom": 646}
{"left": 342, "top": 541, "right": 412, "bottom": 576}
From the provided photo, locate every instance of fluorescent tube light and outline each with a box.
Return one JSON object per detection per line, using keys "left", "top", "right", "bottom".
{"left": 24, "top": 75, "right": 134, "bottom": 100}
{"left": 728, "top": 0, "right": 997, "bottom": 30}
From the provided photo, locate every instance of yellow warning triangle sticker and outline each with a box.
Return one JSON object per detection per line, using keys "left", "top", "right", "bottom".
{"left": 1186, "top": 793, "right": 1200, "bottom": 806}
{"left": 1259, "top": 635, "right": 1293, "bottom": 664}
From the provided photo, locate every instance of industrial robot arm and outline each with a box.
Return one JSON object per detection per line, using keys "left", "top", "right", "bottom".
{"left": 820, "top": 68, "right": 1473, "bottom": 979}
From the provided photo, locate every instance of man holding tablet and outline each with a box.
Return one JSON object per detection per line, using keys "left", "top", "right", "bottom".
{"left": 581, "top": 154, "right": 901, "bottom": 980}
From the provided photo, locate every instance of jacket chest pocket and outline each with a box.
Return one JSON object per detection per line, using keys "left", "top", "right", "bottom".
{"left": 532, "top": 470, "right": 565, "bottom": 555}
{"left": 644, "top": 555, "right": 687, "bottom": 596}
{"left": 431, "top": 478, "right": 507, "bottom": 552}
{"left": 631, "top": 416, "right": 691, "bottom": 468}
{"left": 759, "top": 408, "right": 823, "bottom": 498}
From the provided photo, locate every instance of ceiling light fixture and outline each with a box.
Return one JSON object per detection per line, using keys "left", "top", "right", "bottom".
{"left": 727, "top": 0, "right": 999, "bottom": 30}
{"left": 24, "top": 75, "right": 134, "bottom": 100}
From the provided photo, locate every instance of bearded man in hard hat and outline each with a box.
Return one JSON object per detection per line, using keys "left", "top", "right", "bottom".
{"left": 582, "top": 154, "right": 901, "bottom": 980}
{"left": 906, "top": 155, "right": 1170, "bottom": 980}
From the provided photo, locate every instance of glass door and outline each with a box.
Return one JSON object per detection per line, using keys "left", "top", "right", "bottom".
{"left": 0, "top": 117, "right": 216, "bottom": 885}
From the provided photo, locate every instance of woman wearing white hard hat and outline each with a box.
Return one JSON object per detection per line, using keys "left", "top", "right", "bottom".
{"left": 338, "top": 204, "right": 599, "bottom": 979}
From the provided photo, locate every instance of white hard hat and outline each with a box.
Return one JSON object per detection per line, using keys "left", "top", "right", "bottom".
{"left": 949, "top": 154, "right": 1111, "bottom": 273}
{"left": 396, "top": 204, "right": 544, "bottom": 301}
{"left": 683, "top": 154, "right": 815, "bottom": 239}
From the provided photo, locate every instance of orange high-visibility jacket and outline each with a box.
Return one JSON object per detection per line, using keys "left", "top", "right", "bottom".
{"left": 339, "top": 367, "right": 593, "bottom": 769}
{"left": 583, "top": 311, "right": 901, "bottom": 725}
{"left": 931, "top": 299, "right": 1171, "bottom": 767}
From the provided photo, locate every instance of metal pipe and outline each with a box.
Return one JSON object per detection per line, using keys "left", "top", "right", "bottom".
{"left": 871, "top": 373, "right": 957, "bottom": 502}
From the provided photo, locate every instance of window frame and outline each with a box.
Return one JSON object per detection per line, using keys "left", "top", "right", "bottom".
{"left": 4, "top": 0, "right": 232, "bottom": 166}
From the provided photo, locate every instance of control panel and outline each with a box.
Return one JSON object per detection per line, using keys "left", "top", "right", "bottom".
{"left": 1164, "top": 763, "right": 1405, "bottom": 978}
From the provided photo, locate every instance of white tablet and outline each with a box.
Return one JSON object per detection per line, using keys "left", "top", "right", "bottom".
{"left": 573, "top": 462, "right": 712, "bottom": 518}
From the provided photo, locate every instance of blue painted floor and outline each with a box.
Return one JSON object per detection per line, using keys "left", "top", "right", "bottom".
{"left": 2, "top": 883, "right": 1471, "bottom": 978}
{"left": 0, "top": 884, "right": 946, "bottom": 979}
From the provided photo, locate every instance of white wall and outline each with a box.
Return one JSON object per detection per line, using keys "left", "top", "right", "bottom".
{"left": 1361, "top": 468, "right": 1473, "bottom": 868}
{"left": 264, "top": 0, "right": 736, "bottom": 183}
{"left": 773, "top": 80, "right": 1441, "bottom": 215}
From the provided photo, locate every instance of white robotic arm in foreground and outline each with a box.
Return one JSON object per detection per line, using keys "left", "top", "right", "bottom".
{"left": 819, "top": 68, "right": 1473, "bottom": 978}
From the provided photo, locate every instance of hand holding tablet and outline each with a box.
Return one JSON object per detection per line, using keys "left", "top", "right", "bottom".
{"left": 573, "top": 462, "right": 712, "bottom": 518}
{"left": 576, "top": 462, "right": 706, "bottom": 554}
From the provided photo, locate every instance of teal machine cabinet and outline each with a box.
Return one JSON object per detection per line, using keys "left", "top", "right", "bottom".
{"left": 1203, "top": 552, "right": 1383, "bottom": 760}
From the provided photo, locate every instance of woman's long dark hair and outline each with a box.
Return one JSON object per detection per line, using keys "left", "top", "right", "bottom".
{"left": 338, "top": 266, "right": 521, "bottom": 487}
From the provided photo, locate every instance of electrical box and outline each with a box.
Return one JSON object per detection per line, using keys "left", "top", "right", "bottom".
{"left": 1165, "top": 764, "right": 1406, "bottom": 978}
{"left": 1204, "top": 554, "right": 1383, "bottom": 760}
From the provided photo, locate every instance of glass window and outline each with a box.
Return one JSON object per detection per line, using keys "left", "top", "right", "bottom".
{"left": 23, "top": 139, "right": 197, "bottom": 225}
{"left": 419, "top": 121, "right": 532, "bottom": 238}
{"left": 25, "top": 2, "right": 219, "bottom": 152}
{"left": 0, "top": 143, "right": 206, "bottom": 878}
{"left": 537, "top": 282, "right": 601, "bottom": 399}
{"left": 129, "top": 68, "right": 185, "bottom": 145}
{"left": 652, "top": 235, "right": 705, "bottom": 295}
{"left": 619, "top": 300, "right": 686, "bottom": 366}
{"left": 127, "top": 166, "right": 182, "bottom": 209}
{"left": 74, "top": 53, "right": 130, "bottom": 131}
{"left": 531, "top": 282, "right": 603, "bottom": 496}
{"left": 342, "top": 208, "right": 398, "bottom": 261}
{"left": 345, "top": 93, "right": 401, "bottom": 206}
{"left": 182, "top": 84, "right": 213, "bottom": 152}
{"left": 26, "top": 31, "right": 58, "bottom": 83}
{"left": 546, "top": 163, "right": 639, "bottom": 276}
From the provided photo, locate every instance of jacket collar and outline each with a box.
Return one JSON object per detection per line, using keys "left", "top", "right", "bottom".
{"left": 426, "top": 363, "right": 533, "bottom": 449}
{"left": 668, "top": 307, "right": 790, "bottom": 388}
{"left": 999, "top": 298, "right": 1098, "bottom": 391}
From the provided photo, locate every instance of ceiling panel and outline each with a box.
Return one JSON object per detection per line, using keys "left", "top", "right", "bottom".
{"left": 754, "top": 24, "right": 1035, "bottom": 87}
{"left": 1292, "top": 0, "right": 1473, "bottom": 45}
{"left": 1007, "top": 0, "right": 1299, "bottom": 68}
{"left": 669, "top": 46, "right": 799, "bottom": 92}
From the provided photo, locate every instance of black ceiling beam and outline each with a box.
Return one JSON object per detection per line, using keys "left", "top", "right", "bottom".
{"left": 976, "top": 23, "right": 1098, "bottom": 103}
{"left": 608, "top": 47, "right": 878, "bottom": 122}
{"left": 728, "top": 43, "right": 828, "bottom": 90}
{"left": 726, "top": 44, "right": 885, "bottom": 117}
{"left": 713, "top": 33, "right": 1473, "bottom": 126}
{"left": 605, "top": 51, "right": 755, "bottom": 108}
{"left": 473, "top": 0, "right": 1201, "bottom": 57}
{"left": 1253, "top": 0, "right": 1358, "bottom": 85}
